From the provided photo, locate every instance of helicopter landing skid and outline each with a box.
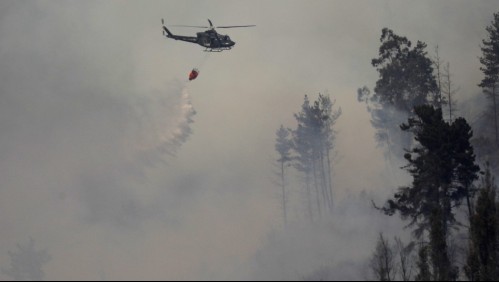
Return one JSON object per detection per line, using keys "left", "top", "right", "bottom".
{"left": 204, "top": 47, "right": 232, "bottom": 52}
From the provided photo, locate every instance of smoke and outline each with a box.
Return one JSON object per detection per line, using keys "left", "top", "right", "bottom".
{"left": 73, "top": 81, "right": 196, "bottom": 226}
{"left": 2, "top": 1, "right": 499, "bottom": 280}
{"left": 249, "top": 192, "right": 408, "bottom": 281}
{"left": 131, "top": 81, "right": 196, "bottom": 163}
{"left": 0, "top": 1, "right": 205, "bottom": 279}
{"left": 0, "top": 0, "right": 197, "bottom": 232}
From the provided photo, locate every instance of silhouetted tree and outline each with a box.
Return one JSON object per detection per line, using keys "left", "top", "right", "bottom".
{"left": 370, "top": 233, "right": 396, "bottom": 281}
{"left": 429, "top": 208, "right": 457, "bottom": 280}
{"left": 441, "top": 62, "right": 459, "bottom": 122}
{"left": 383, "top": 106, "right": 479, "bottom": 232}
{"left": 479, "top": 12, "right": 499, "bottom": 145}
{"left": 381, "top": 105, "right": 480, "bottom": 280}
{"left": 432, "top": 45, "right": 446, "bottom": 109}
{"left": 359, "top": 28, "right": 439, "bottom": 161}
{"left": 415, "top": 243, "right": 432, "bottom": 281}
{"left": 465, "top": 163, "right": 498, "bottom": 281}
{"left": 394, "top": 237, "right": 415, "bottom": 281}
{"left": 293, "top": 95, "right": 315, "bottom": 220}
{"left": 292, "top": 94, "right": 341, "bottom": 220}
{"left": 275, "top": 125, "right": 293, "bottom": 226}
{"left": 371, "top": 28, "right": 439, "bottom": 113}
{"left": 2, "top": 238, "right": 51, "bottom": 281}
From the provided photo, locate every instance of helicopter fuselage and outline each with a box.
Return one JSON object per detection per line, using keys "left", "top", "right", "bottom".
{"left": 163, "top": 26, "right": 235, "bottom": 51}
{"left": 196, "top": 30, "right": 235, "bottom": 49}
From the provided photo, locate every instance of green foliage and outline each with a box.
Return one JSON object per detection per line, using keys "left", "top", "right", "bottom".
{"left": 472, "top": 136, "right": 499, "bottom": 173}
{"left": 383, "top": 106, "right": 480, "bottom": 236}
{"left": 479, "top": 12, "right": 499, "bottom": 90}
{"left": 359, "top": 28, "right": 439, "bottom": 159}
{"left": 479, "top": 11, "right": 499, "bottom": 144}
{"left": 380, "top": 105, "right": 480, "bottom": 281}
{"left": 289, "top": 94, "right": 341, "bottom": 219}
{"left": 371, "top": 28, "right": 439, "bottom": 113}
{"left": 466, "top": 163, "right": 498, "bottom": 281}
{"left": 415, "top": 244, "right": 432, "bottom": 281}
{"left": 275, "top": 125, "right": 293, "bottom": 164}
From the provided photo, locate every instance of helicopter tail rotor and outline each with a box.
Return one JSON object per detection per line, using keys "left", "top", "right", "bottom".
{"left": 161, "top": 19, "right": 175, "bottom": 37}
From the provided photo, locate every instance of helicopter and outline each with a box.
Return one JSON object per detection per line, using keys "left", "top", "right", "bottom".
{"left": 161, "top": 19, "right": 255, "bottom": 52}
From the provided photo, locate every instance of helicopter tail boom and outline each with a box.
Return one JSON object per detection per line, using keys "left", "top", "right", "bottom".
{"left": 162, "top": 19, "right": 198, "bottom": 43}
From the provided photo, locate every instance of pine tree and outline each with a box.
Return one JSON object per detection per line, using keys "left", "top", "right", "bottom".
{"left": 2, "top": 238, "right": 51, "bottom": 281}
{"left": 293, "top": 95, "right": 315, "bottom": 220}
{"left": 433, "top": 45, "right": 444, "bottom": 109}
{"left": 466, "top": 163, "right": 498, "bottom": 281}
{"left": 275, "top": 125, "right": 293, "bottom": 226}
{"left": 360, "top": 28, "right": 439, "bottom": 160}
{"left": 371, "top": 28, "right": 439, "bottom": 113}
{"left": 465, "top": 242, "right": 480, "bottom": 281}
{"left": 429, "top": 207, "right": 456, "bottom": 281}
{"left": 383, "top": 106, "right": 479, "bottom": 234}
{"left": 479, "top": 12, "right": 499, "bottom": 145}
{"left": 381, "top": 105, "right": 480, "bottom": 280}
{"left": 292, "top": 94, "right": 341, "bottom": 220}
{"left": 415, "top": 243, "right": 432, "bottom": 281}
{"left": 441, "top": 62, "right": 459, "bottom": 122}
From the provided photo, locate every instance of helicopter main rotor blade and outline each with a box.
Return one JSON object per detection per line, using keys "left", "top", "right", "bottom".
{"left": 216, "top": 25, "right": 256, "bottom": 28}
{"left": 162, "top": 17, "right": 255, "bottom": 29}
{"left": 169, "top": 25, "right": 209, "bottom": 28}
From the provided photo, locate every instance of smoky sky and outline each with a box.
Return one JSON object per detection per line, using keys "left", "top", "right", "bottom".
{"left": 0, "top": 0, "right": 497, "bottom": 280}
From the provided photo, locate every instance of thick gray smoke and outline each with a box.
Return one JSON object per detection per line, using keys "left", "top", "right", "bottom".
{"left": 72, "top": 82, "right": 196, "bottom": 226}
{"left": 0, "top": 0, "right": 197, "bottom": 245}
{"left": 132, "top": 82, "right": 196, "bottom": 163}
{"left": 1, "top": 1, "right": 498, "bottom": 280}
{"left": 0, "top": 2, "right": 202, "bottom": 278}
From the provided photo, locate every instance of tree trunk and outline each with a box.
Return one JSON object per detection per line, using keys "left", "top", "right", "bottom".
{"left": 306, "top": 173, "right": 313, "bottom": 222}
{"left": 319, "top": 150, "right": 329, "bottom": 214}
{"left": 326, "top": 148, "right": 334, "bottom": 211}
{"left": 281, "top": 161, "right": 287, "bottom": 226}
{"left": 493, "top": 84, "right": 498, "bottom": 144}
{"left": 312, "top": 160, "right": 322, "bottom": 219}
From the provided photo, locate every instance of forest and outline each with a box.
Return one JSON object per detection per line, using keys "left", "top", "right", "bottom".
{"left": 273, "top": 11, "right": 499, "bottom": 281}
